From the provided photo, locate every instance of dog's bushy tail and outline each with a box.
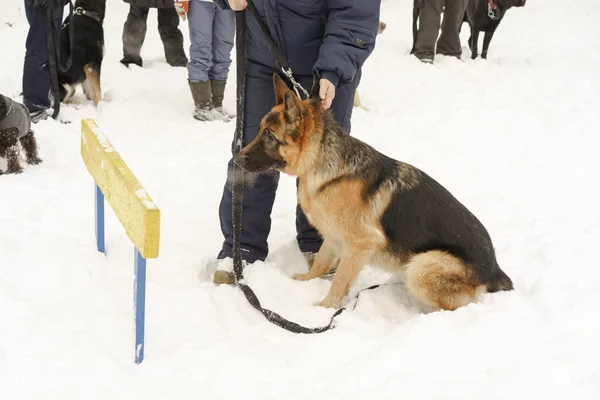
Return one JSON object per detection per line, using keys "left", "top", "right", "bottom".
{"left": 486, "top": 268, "right": 514, "bottom": 292}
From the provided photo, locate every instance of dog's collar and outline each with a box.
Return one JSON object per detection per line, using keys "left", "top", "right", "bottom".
{"left": 487, "top": 0, "right": 501, "bottom": 20}
{"left": 74, "top": 7, "right": 103, "bottom": 24}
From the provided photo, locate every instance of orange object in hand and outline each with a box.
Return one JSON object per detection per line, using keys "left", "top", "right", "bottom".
{"left": 177, "top": 1, "right": 189, "bottom": 13}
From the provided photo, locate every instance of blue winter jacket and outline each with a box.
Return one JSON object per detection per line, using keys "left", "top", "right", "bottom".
{"left": 213, "top": 0, "right": 381, "bottom": 87}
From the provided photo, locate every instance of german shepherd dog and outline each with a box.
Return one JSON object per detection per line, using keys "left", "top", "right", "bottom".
{"left": 0, "top": 94, "right": 42, "bottom": 175}
{"left": 463, "top": 0, "right": 526, "bottom": 59}
{"left": 235, "top": 74, "right": 513, "bottom": 310}
{"left": 58, "top": 0, "right": 106, "bottom": 105}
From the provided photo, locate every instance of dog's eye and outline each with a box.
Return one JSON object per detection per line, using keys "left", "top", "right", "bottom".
{"left": 268, "top": 132, "right": 277, "bottom": 142}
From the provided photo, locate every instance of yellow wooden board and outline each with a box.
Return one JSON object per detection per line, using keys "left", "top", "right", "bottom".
{"left": 80, "top": 118, "right": 160, "bottom": 259}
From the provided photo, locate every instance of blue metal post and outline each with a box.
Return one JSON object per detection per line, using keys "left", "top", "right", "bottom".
{"left": 95, "top": 183, "right": 105, "bottom": 253}
{"left": 134, "top": 247, "right": 147, "bottom": 364}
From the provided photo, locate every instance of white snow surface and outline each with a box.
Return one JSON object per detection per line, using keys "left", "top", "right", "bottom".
{"left": 1, "top": 0, "right": 600, "bottom": 399}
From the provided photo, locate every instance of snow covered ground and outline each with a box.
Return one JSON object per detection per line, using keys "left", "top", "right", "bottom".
{"left": 1, "top": 0, "right": 599, "bottom": 399}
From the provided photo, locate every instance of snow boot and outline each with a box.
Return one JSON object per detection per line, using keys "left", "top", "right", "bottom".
{"left": 212, "top": 258, "right": 236, "bottom": 285}
{"left": 210, "top": 79, "right": 235, "bottom": 121}
{"left": 189, "top": 81, "right": 218, "bottom": 121}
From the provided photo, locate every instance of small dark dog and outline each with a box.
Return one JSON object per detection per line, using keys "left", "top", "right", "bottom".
{"left": 0, "top": 94, "right": 42, "bottom": 175}
{"left": 463, "top": 0, "right": 526, "bottom": 59}
{"left": 58, "top": 0, "right": 106, "bottom": 105}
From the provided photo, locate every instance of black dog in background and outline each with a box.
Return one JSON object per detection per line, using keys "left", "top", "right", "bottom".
{"left": 0, "top": 94, "right": 42, "bottom": 175}
{"left": 463, "top": 0, "right": 526, "bottom": 59}
{"left": 58, "top": 0, "right": 105, "bottom": 105}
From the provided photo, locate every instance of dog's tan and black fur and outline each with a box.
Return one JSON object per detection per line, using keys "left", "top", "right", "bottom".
{"left": 235, "top": 73, "right": 513, "bottom": 311}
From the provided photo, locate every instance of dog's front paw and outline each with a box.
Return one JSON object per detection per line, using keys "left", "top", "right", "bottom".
{"left": 27, "top": 156, "right": 42, "bottom": 165}
{"left": 293, "top": 272, "right": 313, "bottom": 281}
{"left": 314, "top": 297, "right": 341, "bottom": 309}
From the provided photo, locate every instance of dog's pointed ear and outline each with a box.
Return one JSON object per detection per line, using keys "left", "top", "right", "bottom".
{"left": 309, "top": 72, "right": 321, "bottom": 102}
{"left": 273, "top": 73, "right": 289, "bottom": 105}
{"left": 284, "top": 91, "right": 301, "bottom": 123}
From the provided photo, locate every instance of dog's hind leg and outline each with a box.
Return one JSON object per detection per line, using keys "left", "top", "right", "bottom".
{"left": 84, "top": 64, "right": 102, "bottom": 105}
{"left": 20, "top": 131, "right": 42, "bottom": 165}
{"left": 404, "top": 250, "right": 486, "bottom": 311}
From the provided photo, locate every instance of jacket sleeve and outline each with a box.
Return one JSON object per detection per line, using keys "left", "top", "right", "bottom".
{"left": 213, "top": 0, "right": 231, "bottom": 10}
{"left": 313, "top": 0, "right": 381, "bottom": 87}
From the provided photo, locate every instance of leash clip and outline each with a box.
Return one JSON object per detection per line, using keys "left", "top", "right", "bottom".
{"left": 487, "top": 2, "right": 500, "bottom": 20}
{"left": 282, "top": 67, "right": 309, "bottom": 99}
{"left": 75, "top": 7, "right": 85, "bottom": 16}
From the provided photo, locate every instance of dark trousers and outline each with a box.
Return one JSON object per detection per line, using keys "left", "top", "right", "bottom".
{"left": 218, "top": 61, "right": 361, "bottom": 263}
{"left": 23, "top": 1, "right": 64, "bottom": 114}
{"left": 413, "top": 0, "right": 469, "bottom": 59}
{"left": 122, "top": 5, "right": 188, "bottom": 66}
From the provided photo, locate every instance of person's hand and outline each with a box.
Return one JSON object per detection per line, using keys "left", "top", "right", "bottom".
{"left": 319, "top": 79, "right": 335, "bottom": 110}
{"left": 228, "top": 0, "right": 248, "bottom": 11}
{"left": 174, "top": 0, "right": 189, "bottom": 20}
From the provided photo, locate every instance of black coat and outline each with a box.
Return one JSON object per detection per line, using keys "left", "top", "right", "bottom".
{"left": 123, "top": 0, "right": 175, "bottom": 8}
{"left": 25, "top": 0, "right": 69, "bottom": 7}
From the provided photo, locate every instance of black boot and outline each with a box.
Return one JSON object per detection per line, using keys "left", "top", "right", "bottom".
{"left": 189, "top": 81, "right": 217, "bottom": 121}
{"left": 210, "top": 79, "right": 234, "bottom": 121}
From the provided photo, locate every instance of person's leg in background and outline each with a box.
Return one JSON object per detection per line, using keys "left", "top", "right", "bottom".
{"left": 187, "top": 0, "right": 216, "bottom": 120}
{"left": 121, "top": 5, "right": 149, "bottom": 67}
{"left": 411, "top": 0, "right": 444, "bottom": 63}
{"left": 157, "top": 6, "right": 188, "bottom": 66}
{"left": 208, "top": 4, "right": 235, "bottom": 119}
{"left": 437, "top": 0, "right": 470, "bottom": 58}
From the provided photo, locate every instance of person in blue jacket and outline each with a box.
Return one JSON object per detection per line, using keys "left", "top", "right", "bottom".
{"left": 211, "top": 0, "right": 381, "bottom": 284}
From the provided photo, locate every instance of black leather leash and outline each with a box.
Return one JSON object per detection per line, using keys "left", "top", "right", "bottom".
{"left": 231, "top": 4, "right": 379, "bottom": 334}
{"left": 245, "top": 0, "right": 309, "bottom": 98}
{"left": 45, "top": 0, "right": 74, "bottom": 119}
